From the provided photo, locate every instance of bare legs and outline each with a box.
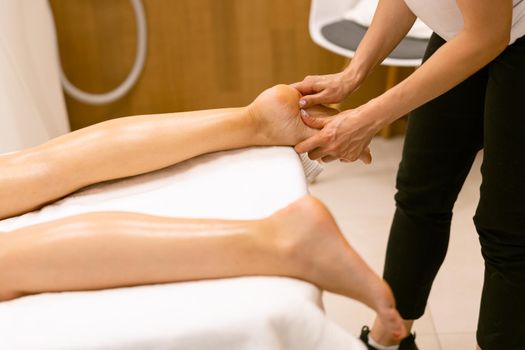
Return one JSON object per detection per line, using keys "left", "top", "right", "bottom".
{"left": 0, "top": 212, "right": 282, "bottom": 299}
{"left": 0, "top": 196, "right": 405, "bottom": 338}
{"left": 0, "top": 85, "right": 326, "bottom": 220}
{"left": 0, "top": 84, "right": 405, "bottom": 338}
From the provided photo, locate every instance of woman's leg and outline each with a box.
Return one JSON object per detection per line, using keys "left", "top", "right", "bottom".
{"left": 474, "top": 35, "right": 525, "bottom": 350}
{"left": 0, "top": 85, "right": 332, "bottom": 220}
{"left": 369, "top": 34, "right": 486, "bottom": 346}
{"left": 0, "top": 195, "right": 405, "bottom": 338}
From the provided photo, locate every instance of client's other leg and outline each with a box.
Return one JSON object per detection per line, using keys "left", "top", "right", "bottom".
{"left": 0, "top": 85, "right": 331, "bottom": 220}
{"left": 0, "top": 196, "right": 405, "bottom": 339}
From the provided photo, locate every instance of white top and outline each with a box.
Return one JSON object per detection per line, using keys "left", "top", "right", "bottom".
{"left": 404, "top": 0, "right": 525, "bottom": 45}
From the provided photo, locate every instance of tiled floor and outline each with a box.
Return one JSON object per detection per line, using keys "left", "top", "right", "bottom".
{"left": 309, "top": 137, "right": 484, "bottom": 350}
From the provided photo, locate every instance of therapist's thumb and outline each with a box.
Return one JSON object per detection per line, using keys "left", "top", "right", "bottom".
{"left": 300, "top": 109, "right": 330, "bottom": 130}
{"left": 359, "top": 147, "right": 372, "bottom": 164}
{"left": 299, "top": 91, "right": 331, "bottom": 108}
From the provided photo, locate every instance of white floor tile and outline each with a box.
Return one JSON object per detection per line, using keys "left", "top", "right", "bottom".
{"left": 322, "top": 291, "right": 438, "bottom": 336}
{"left": 322, "top": 291, "right": 375, "bottom": 337}
{"left": 413, "top": 310, "right": 438, "bottom": 335}
{"left": 439, "top": 333, "right": 478, "bottom": 350}
{"left": 428, "top": 224, "right": 484, "bottom": 333}
{"left": 416, "top": 333, "right": 442, "bottom": 350}
{"left": 428, "top": 150, "right": 484, "bottom": 334}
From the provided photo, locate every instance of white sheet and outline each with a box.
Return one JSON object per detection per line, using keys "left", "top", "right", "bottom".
{"left": 0, "top": 146, "right": 365, "bottom": 350}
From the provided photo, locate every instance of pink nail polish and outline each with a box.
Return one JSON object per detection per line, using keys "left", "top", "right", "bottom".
{"left": 299, "top": 100, "right": 306, "bottom": 107}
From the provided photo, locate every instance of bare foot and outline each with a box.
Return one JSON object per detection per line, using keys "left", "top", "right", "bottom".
{"left": 248, "top": 85, "right": 338, "bottom": 146}
{"left": 267, "top": 196, "right": 407, "bottom": 340}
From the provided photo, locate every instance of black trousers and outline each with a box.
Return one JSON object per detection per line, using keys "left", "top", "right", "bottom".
{"left": 383, "top": 33, "right": 525, "bottom": 350}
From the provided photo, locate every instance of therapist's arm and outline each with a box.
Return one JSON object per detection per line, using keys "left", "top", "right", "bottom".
{"left": 296, "top": 0, "right": 512, "bottom": 161}
{"left": 293, "top": 0, "right": 417, "bottom": 107}
{"left": 370, "top": 0, "right": 511, "bottom": 126}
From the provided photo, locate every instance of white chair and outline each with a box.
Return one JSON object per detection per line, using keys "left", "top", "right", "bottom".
{"left": 308, "top": 0, "right": 432, "bottom": 67}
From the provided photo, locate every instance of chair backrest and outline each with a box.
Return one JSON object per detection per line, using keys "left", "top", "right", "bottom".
{"left": 309, "top": 0, "right": 359, "bottom": 32}
{"left": 309, "top": 0, "right": 429, "bottom": 67}
{"left": 0, "top": 0, "right": 69, "bottom": 153}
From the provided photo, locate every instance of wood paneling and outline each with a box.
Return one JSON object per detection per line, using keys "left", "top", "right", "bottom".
{"left": 49, "top": 0, "right": 409, "bottom": 135}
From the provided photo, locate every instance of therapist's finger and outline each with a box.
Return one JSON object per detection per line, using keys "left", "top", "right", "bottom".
{"left": 300, "top": 109, "right": 332, "bottom": 130}
{"left": 321, "top": 155, "right": 338, "bottom": 163}
{"left": 359, "top": 148, "right": 372, "bottom": 164}
{"left": 308, "top": 147, "right": 330, "bottom": 160}
{"left": 291, "top": 81, "right": 317, "bottom": 96}
{"left": 299, "top": 90, "right": 331, "bottom": 108}
{"left": 294, "top": 134, "right": 325, "bottom": 153}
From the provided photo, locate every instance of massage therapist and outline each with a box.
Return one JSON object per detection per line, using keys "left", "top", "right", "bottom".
{"left": 293, "top": 1, "right": 525, "bottom": 349}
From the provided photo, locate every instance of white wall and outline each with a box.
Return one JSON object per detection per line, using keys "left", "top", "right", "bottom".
{"left": 0, "top": 0, "right": 69, "bottom": 153}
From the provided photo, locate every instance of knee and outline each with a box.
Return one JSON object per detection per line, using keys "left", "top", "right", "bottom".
{"left": 394, "top": 189, "right": 454, "bottom": 226}
{"left": 396, "top": 168, "right": 457, "bottom": 216}
{"left": 476, "top": 224, "right": 525, "bottom": 283}
{"left": 475, "top": 193, "right": 525, "bottom": 236}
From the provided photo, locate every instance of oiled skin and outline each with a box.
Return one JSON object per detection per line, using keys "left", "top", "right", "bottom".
{"left": 0, "top": 85, "right": 406, "bottom": 340}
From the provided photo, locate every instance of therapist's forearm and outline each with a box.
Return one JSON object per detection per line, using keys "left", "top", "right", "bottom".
{"left": 343, "top": 0, "right": 416, "bottom": 82}
{"left": 368, "top": 30, "right": 509, "bottom": 126}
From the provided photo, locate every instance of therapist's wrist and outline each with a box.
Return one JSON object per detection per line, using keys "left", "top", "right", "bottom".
{"left": 362, "top": 96, "right": 399, "bottom": 130}
{"left": 342, "top": 62, "right": 368, "bottom": 87}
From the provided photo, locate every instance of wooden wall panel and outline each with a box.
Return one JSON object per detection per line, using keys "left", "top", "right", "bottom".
{"left": 49, "top": 0, "right": 408, "bottom": 133}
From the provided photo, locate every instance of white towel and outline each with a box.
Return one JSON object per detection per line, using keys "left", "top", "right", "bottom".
{"left": 3, "top": 149, "right": 324, "bottom": 185}
{"left": 343, "top": 0, "right": 433, "bottom": 39}
{"left": 299, "top": 153, "right": 324, "bottom": 183}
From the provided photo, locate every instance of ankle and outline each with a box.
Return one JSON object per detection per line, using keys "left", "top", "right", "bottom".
{"left": 261, "top": 212, "right": 310, "bottom": 279}
{"left": 244, "top": 104, "right": 273, "bottom": 146}
{"left": 370, "top": 317, "right": 413, "bottom": 346}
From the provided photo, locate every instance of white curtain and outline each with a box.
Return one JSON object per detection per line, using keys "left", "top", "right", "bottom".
{"left": 0, "top": 0, "right": 69, "bottom": 153}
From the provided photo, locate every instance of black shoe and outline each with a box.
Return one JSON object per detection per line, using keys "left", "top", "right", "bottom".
{"left": 359, "top": 325, "right": 419, "bottom": 350}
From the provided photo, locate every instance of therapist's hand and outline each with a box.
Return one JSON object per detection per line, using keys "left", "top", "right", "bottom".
{"left": 295, "top": 103, "right": 386, "bottom": 164}
{"left": 291, "top": 72, "right": 361, "bottom": 108}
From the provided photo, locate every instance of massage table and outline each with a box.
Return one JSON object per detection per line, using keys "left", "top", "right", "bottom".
{"left": 0, "top": 146, "right": 366, "bottom": 350}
